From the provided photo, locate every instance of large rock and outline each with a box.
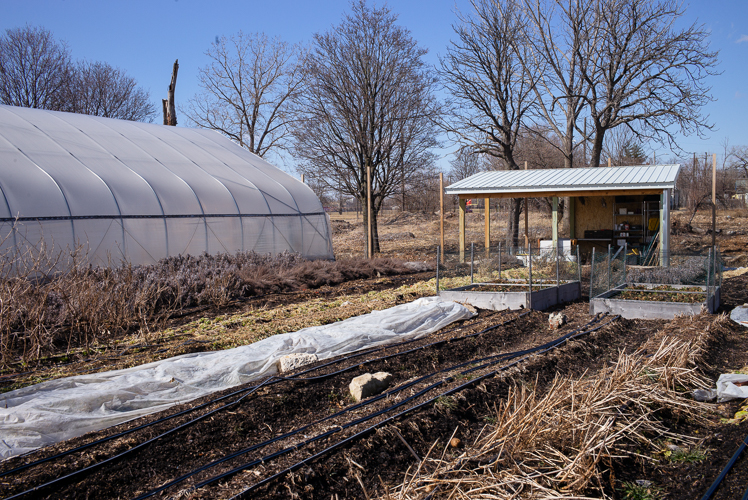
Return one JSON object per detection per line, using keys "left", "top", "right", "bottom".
{"left": 549, "top": 312, "right": 567, "bottom": 330}
{"left": 277, "top": 353, "right": 318, "bottom": 373}
{"left": 349, "top": 372, "right": 393, "bottom": 402}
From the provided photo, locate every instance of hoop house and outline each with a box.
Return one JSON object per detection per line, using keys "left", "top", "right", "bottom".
{"left": 0, "top": 105, "right": 333, "bottom": 267}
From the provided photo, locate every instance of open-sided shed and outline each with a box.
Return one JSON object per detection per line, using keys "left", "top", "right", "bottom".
{"left": 445, "top": 165, "right": 680, "bottom": 264}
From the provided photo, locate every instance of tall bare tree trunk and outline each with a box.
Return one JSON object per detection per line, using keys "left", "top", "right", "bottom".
{"left": 163, "top": 59, "right": 178, "bottom": 126}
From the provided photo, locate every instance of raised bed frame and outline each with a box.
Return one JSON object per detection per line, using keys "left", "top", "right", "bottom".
{"left": 439, "top": 279, "right": 582, "bottom": 311}
{"left": 590, "top": 282, "right": 720, "bottom": 320}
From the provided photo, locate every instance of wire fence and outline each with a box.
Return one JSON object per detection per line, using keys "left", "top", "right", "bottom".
{"left": 435, "top": 243, "right": 582, "bottom": 293}
{"left": 589, "top": 246, "right": 722, "bottom": 305}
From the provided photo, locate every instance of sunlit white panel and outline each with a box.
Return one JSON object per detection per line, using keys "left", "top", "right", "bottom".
{"left": 166, "top": 218, "right": 207, "bottom": 257}
{"left": 189, "top": 130, "right": 302, "bottom": 214}
{"left": 122, "top": 219, "right": 167, "bottom": 266}
{"left": 43, "top": 112, "right": 164, "bottom": 216}
{"left": 73, "top": 219, "right": 126, "bottom": 268}
{"left": 204, "top": 217, "right": 244, "bottom": 254}
{"left": 1, "top": 108, "right": 119, "bottom": 217}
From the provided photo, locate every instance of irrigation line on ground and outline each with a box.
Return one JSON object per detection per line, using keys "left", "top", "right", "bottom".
{"left": 131, "top": 311, "right": 532, "bottom": 499}
{"left": 178, "top": 315, "right": 611, "bottom": 497}
{"left": 700, "top": 433, "right": 748, "bottom": 500}
{"left": 228, "top": 316, "right": 619, "bottom": 499}
{"left": 0, "top": 309, "right": 504, "bottom": 480}
{"left": 1, "top": 310, "right": 514, "bottom": 495}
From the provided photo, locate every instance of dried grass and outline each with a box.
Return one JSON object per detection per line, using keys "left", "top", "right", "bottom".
{"left": 0, "top": 247, "right": 422, "bottom": 366}
{"left": 387, "top": 316, "right": 722, "bottom": 500}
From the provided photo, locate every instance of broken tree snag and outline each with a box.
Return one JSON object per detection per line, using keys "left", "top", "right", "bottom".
{"left": 163, "top": 59, "right": 179, "bottom": 126}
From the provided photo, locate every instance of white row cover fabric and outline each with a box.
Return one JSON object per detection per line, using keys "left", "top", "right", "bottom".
{"left": 0, "top": 297, "right": 474, "bottom": 459}
{"left": 0, "top": 105, "right": 333, "bottom": 265}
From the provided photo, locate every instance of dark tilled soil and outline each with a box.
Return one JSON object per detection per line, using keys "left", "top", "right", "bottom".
{"left": 1, "top": 275, "right": 748, "bottom": 500}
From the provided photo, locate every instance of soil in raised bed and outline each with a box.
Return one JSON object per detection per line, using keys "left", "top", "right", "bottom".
{"left": 614, "top": 284, "right": 707, "bottom": 303}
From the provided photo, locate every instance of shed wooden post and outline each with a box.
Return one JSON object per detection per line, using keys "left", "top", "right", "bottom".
{"left": 660, "top": 189, "right": 670, "bottom": 266}
{"left": 552, "top": 196, "right": 559, "bottom": 251}
{"left": 569, "top": 197, "right": 576, "bottom": 240}
{"left": 459, "top": 197, "right": 467, "bottom": 263}
{"left": 439, "top": 173, "right": 445, "bottom": 262}
{"left": 484, "top": 197, "right": 490, "bottom": 257}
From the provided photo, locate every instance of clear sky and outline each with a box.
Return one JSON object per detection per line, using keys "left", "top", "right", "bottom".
{"left": 1, "top": 0, "right": 746, "bottom": 170}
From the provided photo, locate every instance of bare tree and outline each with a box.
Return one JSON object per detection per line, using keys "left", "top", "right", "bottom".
{"left": 441, "top": 0, "right": 536, "bottom": 247}
{"left": 186, "top": 31, "right": 305, "bottom": 158}
{"left": 0, "top": 25, "right": 72, "bottom": 110}
{"left": 582, "top": 0, "right": 718, "bottom": 169}
{"left": 449, "top": 148, "right": 485, "bottom": 181}
{"left": 293, "top": 1, "right": 440, "bottom": 254}
{"left": 68, "top": 60, "right": 155, "bottom": 122}
{"left": 602, "top": 126, "right": 648, "bottom": 166}
{"left": 520, "top": 0, "right": 597, "bottom": 169}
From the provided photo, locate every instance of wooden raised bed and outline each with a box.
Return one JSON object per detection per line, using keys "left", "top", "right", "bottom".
{"left": 439, "top": 280, "right": 581, "bottom": 311}
{"left": 590, "top": 283, "right": 720, "bottom": 320}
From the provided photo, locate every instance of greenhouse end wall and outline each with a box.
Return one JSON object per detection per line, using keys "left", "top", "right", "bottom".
{"left": 0, "top": 105, "right": 334, "bottom": 267}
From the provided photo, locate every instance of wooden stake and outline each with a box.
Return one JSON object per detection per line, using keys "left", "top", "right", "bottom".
{"left": 439, "top": 173, "right": 444, "bottom": 262}
{"left": 367, "top": 164, "right": 373, "bottom": 258}
{"left": 301, "top": 174, "right": 305, "bottom": 184}
{"left": 712, "top": 153, "right": 717, "bottom": 250}
{"left": 607, "top": 157, "right": 611, "bottom": 168}
{"left": 524, "top": 161, "right": 529, "bottom": 249}
{"left": 459, "top": 198, "right": 466, "bottom": 263}
{"left": 484, "top": 196, "right": 490, "bottom": 256}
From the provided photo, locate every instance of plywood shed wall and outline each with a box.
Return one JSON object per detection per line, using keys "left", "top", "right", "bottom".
{"left": 574, "top": 196, "right": 615, "bottom": 238}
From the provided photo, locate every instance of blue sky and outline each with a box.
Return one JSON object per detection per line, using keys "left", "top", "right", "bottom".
{"left": 1, "top": 0, "right": 746, "bottom": 170}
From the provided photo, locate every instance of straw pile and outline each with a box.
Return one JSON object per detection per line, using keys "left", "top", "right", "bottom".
{"left": 386, "top": 314, "right": 725, "bottom": 500}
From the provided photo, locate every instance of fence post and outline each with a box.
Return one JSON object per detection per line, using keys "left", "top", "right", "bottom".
{"left": 470, "top": 242, "right": 475, "bottom": 284}
{"left": 607, "top": 244, "right": 612, "bottom": 293}
{"left": 498, "top": 242, "right": 502, "bottom": 280}
{"left": 556, "top": 246, "right": 560, "bottom": 303}
{"left": 528, "top": 243, "right": 533, "bottom": 309}
{"left": 706, "top": 247, "right": 712, "bottom": 308}
{"left": 623, "top": 242, "right": 627, "bottom": 284}
{"left": 590, "top": 247, "right": 596, "bottom": 298}
{"left": 436, "top": 246, "right": 440, "bottom": 295}
{"left": 576, "top": 245, "right": 581, "bottom": 283}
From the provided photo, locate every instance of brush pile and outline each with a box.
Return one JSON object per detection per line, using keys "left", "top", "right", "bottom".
{"left": 389, "top": 315, "right": 724, "bottom": 499}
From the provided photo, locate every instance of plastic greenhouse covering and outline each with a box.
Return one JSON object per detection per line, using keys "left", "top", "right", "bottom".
{"left": 0, "top": 105, "right": 334, "bottom": 266}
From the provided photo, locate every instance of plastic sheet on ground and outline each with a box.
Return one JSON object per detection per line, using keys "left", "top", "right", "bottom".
{"left": 0, "top": 297, "right": 474, "bottom": 459}
{"left": 716, "top": 373, "right": 748, "bottom": 402}
{"left": 730, "top": 305, "right": 748, "bottom": 327}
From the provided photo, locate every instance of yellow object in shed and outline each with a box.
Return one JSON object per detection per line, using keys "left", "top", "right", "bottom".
{"left": 648, "top": 217, "right": 659, "bottom": 232}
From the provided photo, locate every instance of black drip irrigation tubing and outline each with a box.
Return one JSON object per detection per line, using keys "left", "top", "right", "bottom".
{"left": 227, "top": 315, "right": 619, "bottom": 500}
{"left": 129, "top": 310, "right": 535, "bottom": 499}
{"left": 700, "top": 432, "right": 748, "bottom": 500}
{"left": 139, "top": 314, "right": 613, "bottom": 500}
{"left": 0, "top": 309, "right": 515, "bottom": 492}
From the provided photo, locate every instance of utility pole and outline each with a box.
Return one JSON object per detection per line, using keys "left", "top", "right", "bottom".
{"left": 162, "top": 59, "right": 179, "bottom": 126}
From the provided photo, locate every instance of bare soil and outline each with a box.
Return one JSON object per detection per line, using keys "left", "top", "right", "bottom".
{"left": 1, "top": 210, "right": 748, "bottom": 499}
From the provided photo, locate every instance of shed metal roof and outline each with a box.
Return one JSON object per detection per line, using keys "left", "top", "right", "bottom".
{"left": 445, "top": 165, "right": 680, "bottom": 196}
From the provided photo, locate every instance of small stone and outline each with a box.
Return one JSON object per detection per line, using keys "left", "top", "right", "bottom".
{"left": 635, "top": 480, "right": 652, "bottom": 487}
{"left": 349, "top": 372, "right": 393, "bottom": 402}
{"left": 549, "top": 312, "right": 567, "bottom": 329}
{"left": 277, "top": 353, "right": 318, "bottom": 373}
{"left": 450, "top": 437, "right": 462, "bottom": 448}
{"left": 692, "top": 388, "right": 717, "bottom": 402}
